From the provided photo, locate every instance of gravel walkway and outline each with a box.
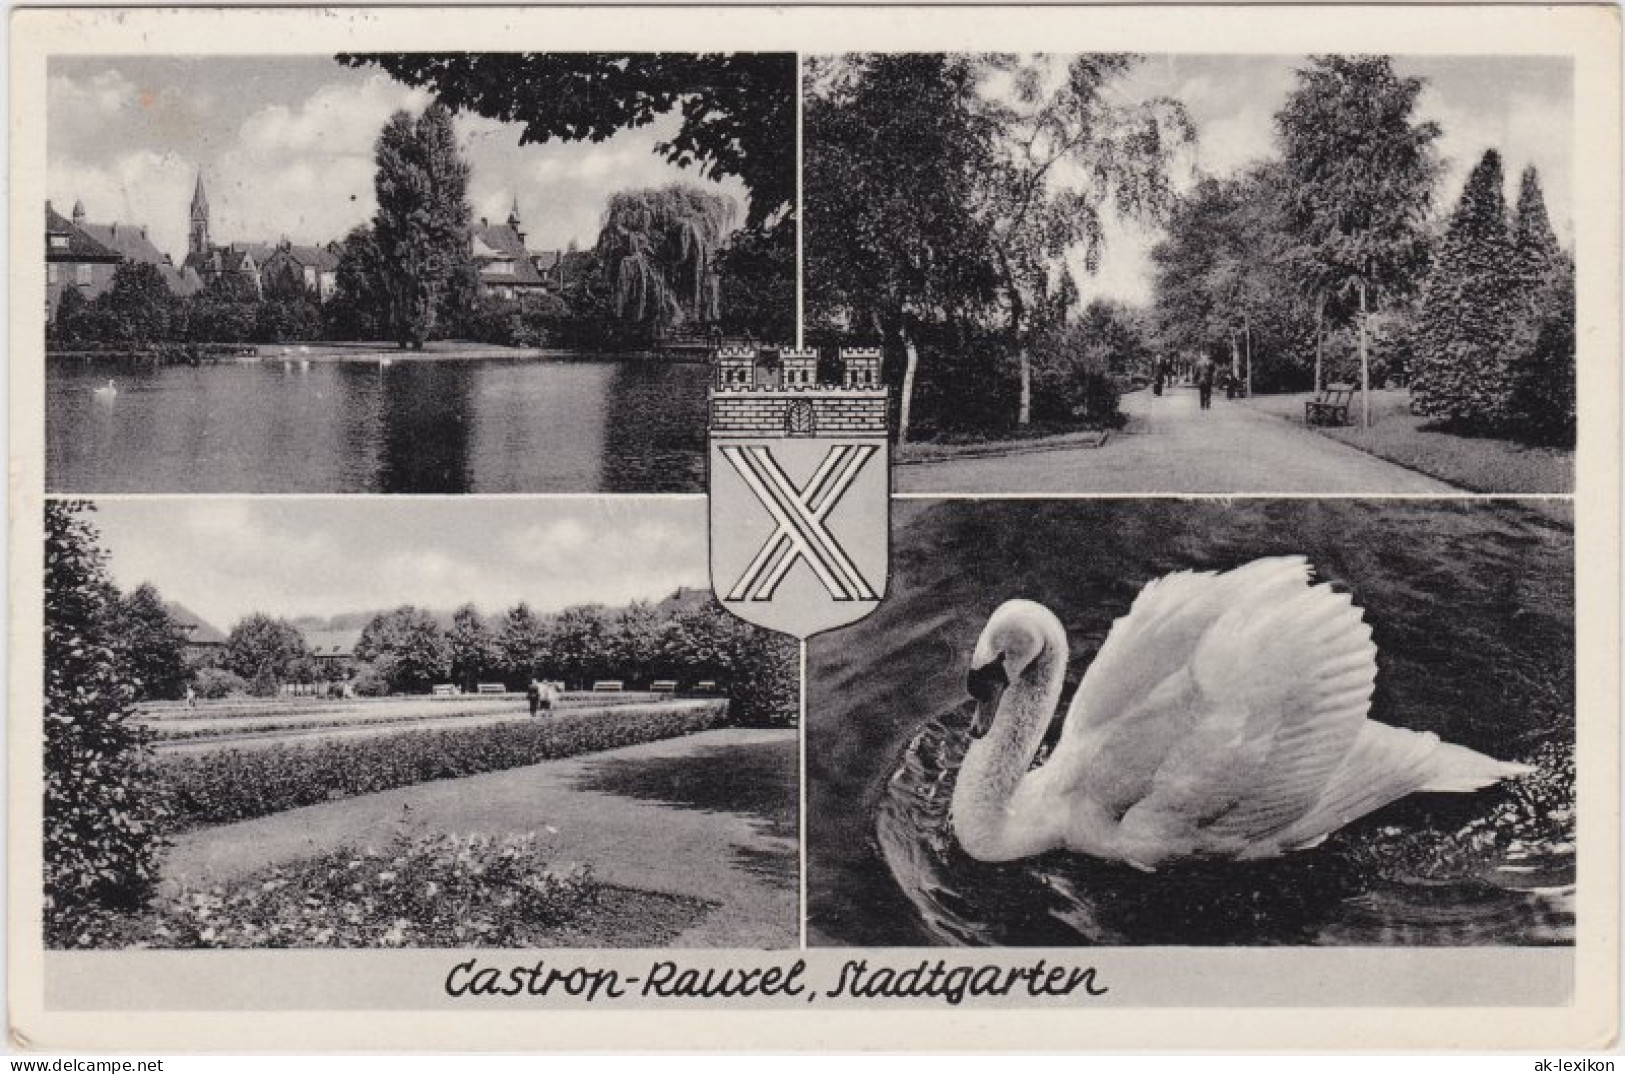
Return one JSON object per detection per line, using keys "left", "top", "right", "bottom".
{"left": 896, "top": 384, "right": 1456, "bottom": 494}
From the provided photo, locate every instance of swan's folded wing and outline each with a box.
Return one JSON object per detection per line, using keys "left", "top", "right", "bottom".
{"left": 1184, "top": 578, "right": 1378, "bottom": 847}
{"left": 1259, "top": 723, "right": 1464, "bottom": 853}
{"left": 1063, "top": 556, "right": 1313, "bottom": 738}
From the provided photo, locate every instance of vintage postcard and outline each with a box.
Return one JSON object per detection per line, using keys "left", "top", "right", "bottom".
{"left": 7, "top": 4, "right": 1620, "bottom": 1054}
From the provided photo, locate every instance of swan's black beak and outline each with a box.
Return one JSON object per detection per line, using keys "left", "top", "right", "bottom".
{"left": 966, "top": 654, "right": 1008, "bottom": 740}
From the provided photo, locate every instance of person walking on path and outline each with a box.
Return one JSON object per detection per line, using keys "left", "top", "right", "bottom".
{"left": 1195, "top": 355, "right": 1217, "bottom": 410}
{"left": 526, "top": 679, "right": 541, "bottom": 718}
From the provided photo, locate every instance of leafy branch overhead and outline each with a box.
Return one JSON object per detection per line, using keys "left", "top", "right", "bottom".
{"left": 338, "top": 53, "right": 796, "bottom": 229}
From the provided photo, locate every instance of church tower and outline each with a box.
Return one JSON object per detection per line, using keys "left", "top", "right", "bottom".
{"left": 507, "top": 197, "right": 525, "bottom": 245}
{"left": 188, "top": 171, "right": 210, "bottom": 258}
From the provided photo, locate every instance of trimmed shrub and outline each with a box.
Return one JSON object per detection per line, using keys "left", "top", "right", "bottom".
{"left": 159, "top": 701, "right": 729, "bottom": 830}
{"left": 192, "top": 668, "right": 249, "bottom": 700}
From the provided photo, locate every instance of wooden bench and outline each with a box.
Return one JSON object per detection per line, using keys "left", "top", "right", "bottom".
{"left": 431, "top": 684, "right": 460, "bottom": 696}
{"left": 650, "top": 680, "right": 678, "bottom": 694}
{"left": 1305, "top": 383, "right": 1356, "bottom": 426}
{"left": 592, "top": 680, "right": 624, "bottom": 692}
{"left": 476, "top": 682, "right": 506, "bottom": 694}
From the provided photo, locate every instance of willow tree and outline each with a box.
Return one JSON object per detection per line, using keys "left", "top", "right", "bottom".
{"left": 595, "top": 184, "right": 736, "bottom": 331}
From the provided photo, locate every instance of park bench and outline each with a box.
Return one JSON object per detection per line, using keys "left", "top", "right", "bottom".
{"left": 1305, "top": 383, "right": 1356, "bottom": 427}
{"left": 694, "top": 680, "right": 718, "bottom": 694}
{"left": 431, "top": 684, "right": 460, "bottom": 696}
{"left": 476, "top": 682, "right": 506, "bottom": 694}
{"left": 592, "top": 680, "right": 624, "bottom": 692}
{"left": 650, "top": 680, "right": 678, "bottom": 694}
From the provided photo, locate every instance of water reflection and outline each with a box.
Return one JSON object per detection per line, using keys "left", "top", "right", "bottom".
{"left": 46, "top": 355, "right": 711, "bottom": 493}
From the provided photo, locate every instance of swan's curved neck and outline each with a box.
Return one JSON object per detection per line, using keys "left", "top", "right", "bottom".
{"left": 951, "top": 626, "right": 1068, "bottom": 861}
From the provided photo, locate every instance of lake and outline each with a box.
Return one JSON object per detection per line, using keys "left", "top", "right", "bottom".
{"left": 807, "top": 499, "right": 1575, "bottom": 947}
{"left": 46, "top": 355, "right": 712, "bottom": 493}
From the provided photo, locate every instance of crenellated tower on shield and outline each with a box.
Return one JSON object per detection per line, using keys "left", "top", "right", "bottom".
{"left": 708, "top": 345, "right": 890, "bottom": 639}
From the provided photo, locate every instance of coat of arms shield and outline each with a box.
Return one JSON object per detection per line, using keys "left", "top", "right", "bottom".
{"left": 708, "top": 346, "right": 890, "bottom": 639}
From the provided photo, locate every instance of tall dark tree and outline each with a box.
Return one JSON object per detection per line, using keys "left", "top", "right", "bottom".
{"left": 44, "top": 502, "right": 168, "bottom": 944}
{"left": 1504, "top": 165, "right": 1575, "bottom": 444}
{"left": 327, "top": 225, "right": 391, "bottom": 340}
{"left": 355, "top": 606, "right": 453, "bottom": 693}
{"left": 1275, "top": 55, "right": 1441, "bottom": 425}
{"left": 1411, "top": 150, "right": 1519, "bottom": 428}
{"left": 805, "top": 53, "right": 999, "bottom": 442}
{"left": 95, "top": 261, "right": 175, "bottom": 348}
{"left": 113, "top": 583, "right": 191, "bottom": 702}
{"left": 341, "top": 53, "right": 795, "bottom": 230}
{"left": 372, "top": 104, "right": 473, "bottom": 348}
{"left": 1511, "top": 165, "right": 1564, "bottom": 294}
{"left": 496, "top": 602, "right": 548, "bottom": 685}
{"left": 447, "top": 603, "right": 498, "bottom": 692}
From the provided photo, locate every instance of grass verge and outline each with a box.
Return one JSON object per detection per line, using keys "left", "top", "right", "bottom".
{"left": 1245, "top": 390, "right": 1572, "bottom": 494}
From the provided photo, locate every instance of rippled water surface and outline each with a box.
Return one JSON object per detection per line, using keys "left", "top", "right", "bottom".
{"left": 47, "top": 356, "right": 710, "bottom": 493}
{"left": 807, "top": 500, "right": 1575, "bottom": 947}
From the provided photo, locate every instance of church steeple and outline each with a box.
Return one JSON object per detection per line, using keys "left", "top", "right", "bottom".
{"left": 507, "top": 197, "right": 525, "bottom": 245}
{"left": 189, "top": 170, "right": 210, "bottom": 257}
{"left": 71, "top": 199, "right": 86, "bottom": 226}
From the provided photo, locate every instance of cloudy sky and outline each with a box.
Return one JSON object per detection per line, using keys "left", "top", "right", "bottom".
{"left": 48, "top": 55, "right": 751, "bottom": 264}
{"left": 89, "top": 499, "right": 709, "bottom": 630}
{"left": 49, "top": 53, "right": 1572, "bottom": 307}
{"left": 1074, "top": 54, "right": 1574, "bottom": 303}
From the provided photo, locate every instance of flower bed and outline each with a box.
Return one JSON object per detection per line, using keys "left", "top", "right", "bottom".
{"left": 55, "top": 831, "right": 715, "bottom": 950}
{"left": 159, "top": 700, "right": 729, "bottom": 831}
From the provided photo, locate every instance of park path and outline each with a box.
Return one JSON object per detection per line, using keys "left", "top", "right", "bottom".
{"left": 895, "top": 384, "right": 1456, "bottom": 494}
{"left": 161, "top": 727, "right": 798, "bottom": 948}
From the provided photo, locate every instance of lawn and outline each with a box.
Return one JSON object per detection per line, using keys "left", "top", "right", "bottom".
{"left": 1244, "top": 388, "right": 1572, "bottom": 494}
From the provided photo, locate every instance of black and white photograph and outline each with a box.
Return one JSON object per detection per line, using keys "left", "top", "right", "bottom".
{"left": 43, "top": 499, "right": 799, "bottom": 949}
{"left": 806, "top": 53, "right": 1576, "bottom": 495}
{"left": 44, "top": 52, "right": 794, "bottom": 493}
{"left": 807, "top": 499, "right": 1574, "bottom": 950}
{"left": 9, "top": 3, "right": 1619, "bottom": 1059}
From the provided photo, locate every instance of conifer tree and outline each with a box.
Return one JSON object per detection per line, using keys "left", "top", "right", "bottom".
{"left": 1411, "top": 149, "right": 1518, "bottom": 427}
{"left": 1505, "top": 165, "right": 1575, "bottom": 444}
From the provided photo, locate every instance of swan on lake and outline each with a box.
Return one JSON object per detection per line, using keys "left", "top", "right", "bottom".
{"left": 92, "top": 379, "right": 117, "bottom": 399}
{"left": 951, "top": 556, "right": 1531, "bottom": 868}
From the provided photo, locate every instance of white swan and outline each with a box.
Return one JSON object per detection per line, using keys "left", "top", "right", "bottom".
{"left": 951, "top": 556, "right": 1531, "bottom": 868}
{"left": 92, "top": 378, "right": 117, "bottom": 399}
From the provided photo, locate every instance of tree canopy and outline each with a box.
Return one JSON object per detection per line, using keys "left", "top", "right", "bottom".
{"left": 805, "top": 53, "right": 1189, "bottom": 437}
{"left": 339, "top": 53, "right": 795, "bottom": 229}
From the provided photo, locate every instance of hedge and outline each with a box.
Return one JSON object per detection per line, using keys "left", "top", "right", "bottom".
{"left": 159, "top": 700, "right": 729, "bottom": 831}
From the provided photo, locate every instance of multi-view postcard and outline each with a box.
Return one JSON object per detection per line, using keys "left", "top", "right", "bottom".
{"left": 7, "top": 5, "right": 1620, "bottom": 1056}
